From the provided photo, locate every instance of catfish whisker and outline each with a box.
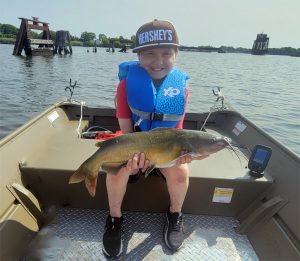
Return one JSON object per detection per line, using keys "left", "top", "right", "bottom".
{"left": 224, "top": 139, "right": 248, "bottom": 167}
{"left": 230, "top": 143, "right": 251, "bottom": 153}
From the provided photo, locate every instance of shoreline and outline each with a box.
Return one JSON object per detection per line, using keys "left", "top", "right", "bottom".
{"left": 1, "top": 41, "right": 298, "bottom": 57}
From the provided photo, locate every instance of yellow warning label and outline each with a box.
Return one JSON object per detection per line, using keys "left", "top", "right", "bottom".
{"left": 213, "top": 187, "right": 234, "bottom": 203}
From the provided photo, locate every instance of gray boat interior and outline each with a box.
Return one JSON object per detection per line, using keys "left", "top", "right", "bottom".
{"left": 0, "top": 101, "right": 299, "bottom": 260}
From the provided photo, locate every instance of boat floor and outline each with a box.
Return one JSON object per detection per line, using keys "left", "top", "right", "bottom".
{"left": 25, "top": 208, "right": 259, "bottom": 260}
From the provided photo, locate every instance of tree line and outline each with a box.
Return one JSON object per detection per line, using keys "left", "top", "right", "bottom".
{"left": 219, "top": 46, "right": 300, "bottom": 56}
{"left": 0, "top": 23, "right": 135, "bottom": 48}
{"left": 0, "top": 23, "right": 299, "bottom": 56}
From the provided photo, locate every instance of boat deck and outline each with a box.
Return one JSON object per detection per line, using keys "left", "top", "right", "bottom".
{"left": 23, "top": 208, "right": 259, "bottom": 260}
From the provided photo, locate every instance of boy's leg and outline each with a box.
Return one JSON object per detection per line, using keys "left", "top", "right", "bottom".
{"left": 160, "top": 164, "right": 189, "bottom": 213}
{"left": 106, "top": 168, "right": 131, "bottom": 217}
{"left": 160, "top": 164, "right": 189, "bottom": 251}
{"left": 106, "top": 153, "right": 146, "bottom": 217}
{"left": 103, "top": 168, "right": 136, "bottom": 258}
{"left": 103, "top": 169, "right": 130, "bottom": 257}
{"left": 103, "top": 153, "right": 148, "bottom": 257}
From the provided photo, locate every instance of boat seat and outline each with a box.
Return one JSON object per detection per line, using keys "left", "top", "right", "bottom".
{"left": 19, "top": 127, "right": 274, "bottom": 216}
{"left": 21, "top": 136, "right": 98, "bottom": 172}
{"left": 19, "top": 127, "right": 274, "bottom": 182}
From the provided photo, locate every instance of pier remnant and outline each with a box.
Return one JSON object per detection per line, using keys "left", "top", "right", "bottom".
{"left": 119, "top": 45, "right": 128, "bottom": 52}
{"left": 106, "top": 41, "right": 115, "bottom": 53}
{"left": 252, "top": 33, "right": 269, "bottom": 55}
{"left": 54, "top": 31, "right": 72, "bottom": 55}
{"left": 13, "top": 17, "right": 54, "bottom": 56}
{"left": 93, "top": 40, "right": 97, "bottom": 53}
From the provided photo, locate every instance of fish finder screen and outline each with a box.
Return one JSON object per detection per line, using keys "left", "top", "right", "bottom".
{"left": 253, "top": 149, "right": 268, "bottom": 164}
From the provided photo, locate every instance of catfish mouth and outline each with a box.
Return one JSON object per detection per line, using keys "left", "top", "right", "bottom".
{"left": 207, "top": 136, "right": 244, "bottom": 167}
{"left": 207, "top": 137, "right": 231, "bottom": 154}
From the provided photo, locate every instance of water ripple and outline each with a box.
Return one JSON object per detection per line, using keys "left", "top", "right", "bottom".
{"left": 0, "top": 45, "right": 299, "bottom": 155}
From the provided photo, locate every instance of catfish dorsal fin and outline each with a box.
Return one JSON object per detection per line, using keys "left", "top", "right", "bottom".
{"left": 95, "top": 140, "right": 104, "bottom": 147}
{"left": 150, "top": 127, "right": 173, "bottom": 132}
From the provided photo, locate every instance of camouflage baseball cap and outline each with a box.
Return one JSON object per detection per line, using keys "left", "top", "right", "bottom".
{"left": 132, "top": 19, "right": 179, "bottom": 53}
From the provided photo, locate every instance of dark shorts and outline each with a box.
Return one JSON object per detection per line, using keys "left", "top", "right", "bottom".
{"left": 128, "top": 168, "right": 166, "bottom": 184}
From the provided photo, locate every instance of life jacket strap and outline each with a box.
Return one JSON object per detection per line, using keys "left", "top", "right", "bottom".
{"left": 129, "top": 106, "right": 182, "bottom": 121}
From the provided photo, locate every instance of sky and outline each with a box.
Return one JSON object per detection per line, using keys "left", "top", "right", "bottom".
{"left": 2, "top": 0, "right": 300, "bottom": 48}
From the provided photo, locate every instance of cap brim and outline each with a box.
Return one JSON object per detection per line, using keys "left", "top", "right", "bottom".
{"left": 132, "top": 43, "right": 180, "bottom": 53}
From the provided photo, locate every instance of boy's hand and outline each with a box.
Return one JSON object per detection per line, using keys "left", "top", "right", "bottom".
{"left": 125, "top": 153, "right": 150, "bottom": 172}
{"left": 176, "top": 151, "right": 209, "bottom": 165}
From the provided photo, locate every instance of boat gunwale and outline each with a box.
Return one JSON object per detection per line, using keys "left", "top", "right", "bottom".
{"left": 1, "top": 100, "right": 298, "bottom": 162}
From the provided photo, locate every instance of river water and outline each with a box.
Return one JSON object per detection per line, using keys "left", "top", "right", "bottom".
{"left": 0, "top": 44, "right": 299, "bottom": 155}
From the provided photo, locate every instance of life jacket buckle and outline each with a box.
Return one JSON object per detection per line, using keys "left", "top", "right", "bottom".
{"left": 150, "top": 112, "right": 164, "bottom": 121}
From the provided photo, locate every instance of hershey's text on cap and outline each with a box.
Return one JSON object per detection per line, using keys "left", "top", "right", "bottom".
{"left": 138, "top": 30, "right": 173, "bottom": 45}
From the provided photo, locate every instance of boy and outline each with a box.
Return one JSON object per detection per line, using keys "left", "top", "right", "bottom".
{"left": 102, "top": 19, "right": 204, "bottom": 258}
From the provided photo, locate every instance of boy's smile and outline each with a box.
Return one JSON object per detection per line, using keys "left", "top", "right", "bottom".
{"left": 138, "top": 48, "right": 178, "bottom": 80}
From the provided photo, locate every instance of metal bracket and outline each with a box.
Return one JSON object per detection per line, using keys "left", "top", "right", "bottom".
{"left": 235, "top": 196, "right": 287, "bottom": 234}
{"left": 212, "top": 87, "right": 226, "bottom": 110}
{"left": 6, "top": 182, "right": 44, "bottom": 227}
{"left": 65, "top": 79, "right": 77, "bottom": 101}
{"left": 6, "top": 183, "right": 56, "bottom": 228}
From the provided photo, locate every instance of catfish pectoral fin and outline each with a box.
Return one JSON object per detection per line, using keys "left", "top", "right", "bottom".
{"left": 69, "top": 170, "right": 98, "bottom": 197}
{"left": 102, "top": 162, "right": 127, "bottom": 175}
{"left": 69, "top": 171, "right": 85, "bottom": 184}
{"left": 144, "top": 165, "right": 156, "bottom": 178}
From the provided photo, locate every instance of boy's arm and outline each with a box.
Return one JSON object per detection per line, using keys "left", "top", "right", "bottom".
{"left": 116, "top": 80, "right": 131, "bottom": 119}
{"left": 118, "top": 118, "right": 134, "bottom": 134}
{"left": 116, "top": 80, "right": 134, "bottom": 134}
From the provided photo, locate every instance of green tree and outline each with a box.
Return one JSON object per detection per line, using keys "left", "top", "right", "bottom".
{"left": 49, "top": 30, "right": 56, "bottom": 40}
{"left": 80, "top": 31, "right": 96, "bottom": 43}
{"left": 130, "top": 35, "right": 136, "bottom": 48}
{"left": 130, "top": 35, "right": 136, "bottom": 42}
{"left": 70, "top": 34, "right": 80, "bottom": 41}
{"left": 101, "top": 38, "right": 110, "bottom": 46}
{"left": 98, "top": 33, "right": 107, "bottom": 42}
{"left": 30, "top": 31, "right": 40, "bottom": 38}
{"left": 98, "top": 33, "right": 110, "bottom": 46}
{"left": 0, "top": 24, "right": 18, "bottom": 36}
{"left": 119, "top": 36, "right": 125, "bottom": 43}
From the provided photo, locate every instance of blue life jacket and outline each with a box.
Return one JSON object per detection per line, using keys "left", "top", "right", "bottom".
{"left": 118, "top": 61, "right": 189, "bottom": 131}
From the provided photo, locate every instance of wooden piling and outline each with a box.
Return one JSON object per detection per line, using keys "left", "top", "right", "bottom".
{"left": 13, "top": 17, "right": 54, "bottom": 56}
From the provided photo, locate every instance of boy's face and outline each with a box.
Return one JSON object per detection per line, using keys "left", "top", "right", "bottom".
{"left": 138, "top": 48, "right": 178, "bottom": 80}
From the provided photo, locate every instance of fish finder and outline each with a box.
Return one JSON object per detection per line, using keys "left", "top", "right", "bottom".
{"left": 248, "top": 145, "right": 272, "bottom": 178}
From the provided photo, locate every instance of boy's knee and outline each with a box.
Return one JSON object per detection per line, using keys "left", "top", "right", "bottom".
{"left": 162, "top": 165, "right": 189, "bottom": 184}
{"left": 106, "top": 168, "right": 138, "bottom": 184}
{"left": 174, "top": 174, "right": 188, "bottom": 184}
{"left": 106, "top": 169, "right": 128, "bottom": 182}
